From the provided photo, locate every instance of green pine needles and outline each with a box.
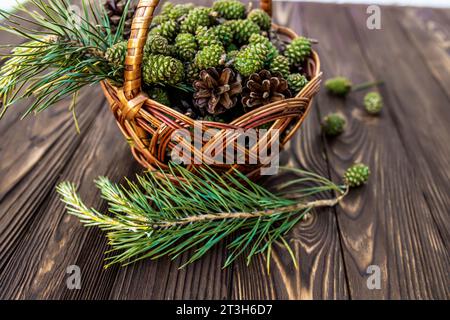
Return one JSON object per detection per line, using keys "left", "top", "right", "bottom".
{"left": 56, "top": 164, "right": 365, "bottom": 270}
{"left": 0, "top": 0, "right": 132, "bottom": 119}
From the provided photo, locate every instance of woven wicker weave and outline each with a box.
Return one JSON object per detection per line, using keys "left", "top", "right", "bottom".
{"left": 100, "top": 0, "right": 322, "bottom": 179}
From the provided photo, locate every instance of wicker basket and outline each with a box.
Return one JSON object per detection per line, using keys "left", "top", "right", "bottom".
{"left": 100, "top": 0, "right": 322, "bottom": 179}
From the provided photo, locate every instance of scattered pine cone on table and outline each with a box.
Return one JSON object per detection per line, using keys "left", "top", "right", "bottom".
{"left": 322, "top": 113, "right": 346, "bottom": 136}
{"left": 325, "top": 77, "right": 352, "bottom": 96}
{"left": 344, "top": 164, "right": 370, "bottom": 187}
{"left": 242, "top": 70, "right": 292, "bottom": 109}
{"left": 193, "top": 67, "right": 243, "bottom": 115}
{"left": 104, "top": 0, "right": 137, "bottom": 39}
{"left": 364, "top": 92, "right": 383, "bottom": 114}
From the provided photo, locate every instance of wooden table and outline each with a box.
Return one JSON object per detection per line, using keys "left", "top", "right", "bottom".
{"left": 0, "top": 1, "right": 449, "bottom": 300}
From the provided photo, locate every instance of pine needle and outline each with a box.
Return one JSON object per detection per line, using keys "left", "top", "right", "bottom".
{"left": 0, "top": 0, "right": 132, "bottom": 119}
{"left": 57, "top": 164, "right": 348, "bottom": 269}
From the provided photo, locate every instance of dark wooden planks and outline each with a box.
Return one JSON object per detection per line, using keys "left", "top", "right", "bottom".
{"left": 301, "top": 3, "right": 449, "bottom": 299}
{"left": 231, "top": 2, "right": 349, "bottom": 300}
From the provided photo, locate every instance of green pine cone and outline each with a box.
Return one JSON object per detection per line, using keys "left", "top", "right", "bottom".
{"left": 105, "top": 41, "right": 127, "bottom": 67}
{"left": 343, "top": 163, "right": 370, "bottom": 188}
{"left": 249, "top": 33, "right": 278, "bottom": 64}
{"left": 287, "top": 73, "right": 308, "bottom": 94}
{"left": 322, "top": 113, "right": 346, "bottom": 136}
{"left": 143, "top": 54, "right": 184, "bottom": 85}
{"left": 269, "top": 55, "right": 290, "bottom": 78}
{"left": 161, "top": 2, "right": 175, "bottom": 15}
{"left": 151, "top": 14, "right": 170, "bottom": 26}
{"left": 185, "top": 62, "right": 200, "bottom": 83}
{"left": 325, "top": 77, "right": 352, "bottom": 96}
{"left": 210, "top": 24, "right": 234, "bottom": 46}
{"left": 234, "top": 43, "right": 268, "bottom": 77}
{"left": 149, "top": 20, "right": 179, "bottom": 41}
{"left": 247, "top": 9, "right": 271, "bottom": 31}
{"left": 364, "top": 92, "right": 383, "bottom": 114}
{"left": 212, "top": 0, "right": 246, "bottom": 20}
{"left": 181, "top": 7, "right": 214, "bottom": 34}
{"left": 167, "top": 3, "right": 195, "bottom": 20}
{"left": 194, "top": 44, "right": 226, "bottom": 70}
{"left": 144, "top": 34, "right": 170, "bottom": 56}
{"left": 175, "top": 33, "right": 197, "bottom": 61}
{"left": 229, "top": 19, "right": 260, "bottom": 45}
{"left": 285, "top": 37, "right": 312, "bottom": 65}
{"left": 148, "top": 87, "right": 171, "bottom": 105}
{"left": 195, "top": 26, "right": 221, "bottom": 49}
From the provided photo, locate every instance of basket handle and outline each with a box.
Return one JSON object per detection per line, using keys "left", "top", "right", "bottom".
{"left": 124, "top": 0, "right": 273, "bottom": 100}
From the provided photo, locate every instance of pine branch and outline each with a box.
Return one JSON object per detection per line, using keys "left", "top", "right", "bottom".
{"left": 56, "top": 164, "right": 359, "bottom": 269}
{"left": 0, "top": 0, "right": 132, "bottom": 119}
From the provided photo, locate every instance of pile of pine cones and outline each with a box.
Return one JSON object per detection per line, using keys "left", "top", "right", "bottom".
{"left": 105, "top": 0, "right": 314, "bottom": 122}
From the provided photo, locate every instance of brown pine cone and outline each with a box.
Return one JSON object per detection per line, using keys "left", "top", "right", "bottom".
{"left": 104, "top": 0, "right": 137, "bottom": 39}
{"left": 242, "top": 70, "right": 292, "bottom": 109}
{"left": 193, "top": 67, "right": 243, "bottom": 115}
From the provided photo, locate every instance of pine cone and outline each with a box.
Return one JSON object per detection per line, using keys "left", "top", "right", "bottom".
{"left": 194, "top": 44, "right": 226, "bottom": 70}
{"left": 185, "top": 62, "right": 200, "bottom": 83}
{"left": 149, "top": 20, "right": 179, "bottom": 41}
{"left": 228, "top": 19, "right": 260, "bottom": 45}
{"left": 322, "top": 113, "right": 346, "bottom": 136}
{"left": 166, "top": 3, "right": 195, "bottom": 20}
{"left": 212, "top": 0, "right": 246, "bottom": 20}
{"left": 287, "top": 73, "right": 308, "bottom": 94}
{"left": 175, "top": 33, "right": 198, "bottom": 61}
{"left": 181, "top": 7, "right": 215, "bottom": 34}
{"left": 249, "top": 33, "right": 279, "bottom": 63}
{"left": 210, "top": 24, "right": 234, "bottom": 46}
{"left": 144, "top": 34, "right": 170, "bottom": 56}
{"left": 193, "top": 67, "right": 243, "bottom": 115}
{"left": 105, "top": 41, "right": 127, "bottom": 67}
{"left": 364, "top": 92, "right": 383, "bottom": 115}
{"left": 285, "top": 37, "right": 312, "bottom": 65}
{"left": 242, "top": 70, "right": 292, "bottom": 109}
{"left": 325, "top": 77, "right": 352, "bottom": 96}
{"left": 195, "top": 26, "right": 221, "bottom": 49}
{"left": 344, "top": 164, "right": 370, "bottom": 188}
{"left": 143, "top": 54, "right": 184, "bottom": 86}
{"left": 269, "top": 55, "right": 290, "bottom": 78}
{"left": 234, "top": 43, "right": 269, "bottom": 77}
{"left": 104, "top": 0, "right": 137, "bottom": 39}
{"left": 248, "top": 9, "right": 271, "bottom": 31}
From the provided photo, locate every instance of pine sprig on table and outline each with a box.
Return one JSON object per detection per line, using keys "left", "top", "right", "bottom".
{"left": 0, "top": 0, "right": 132, "bottom": 118}
{"left": 57, "top": 164, "right": 352, "bottom": 269}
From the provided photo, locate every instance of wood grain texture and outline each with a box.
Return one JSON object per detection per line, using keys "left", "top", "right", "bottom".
{"left": 0, "top": 1, "right": 449, "bottom": 300}
{"left": 301, "top": 3, "right": 449, "bottom": 299}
